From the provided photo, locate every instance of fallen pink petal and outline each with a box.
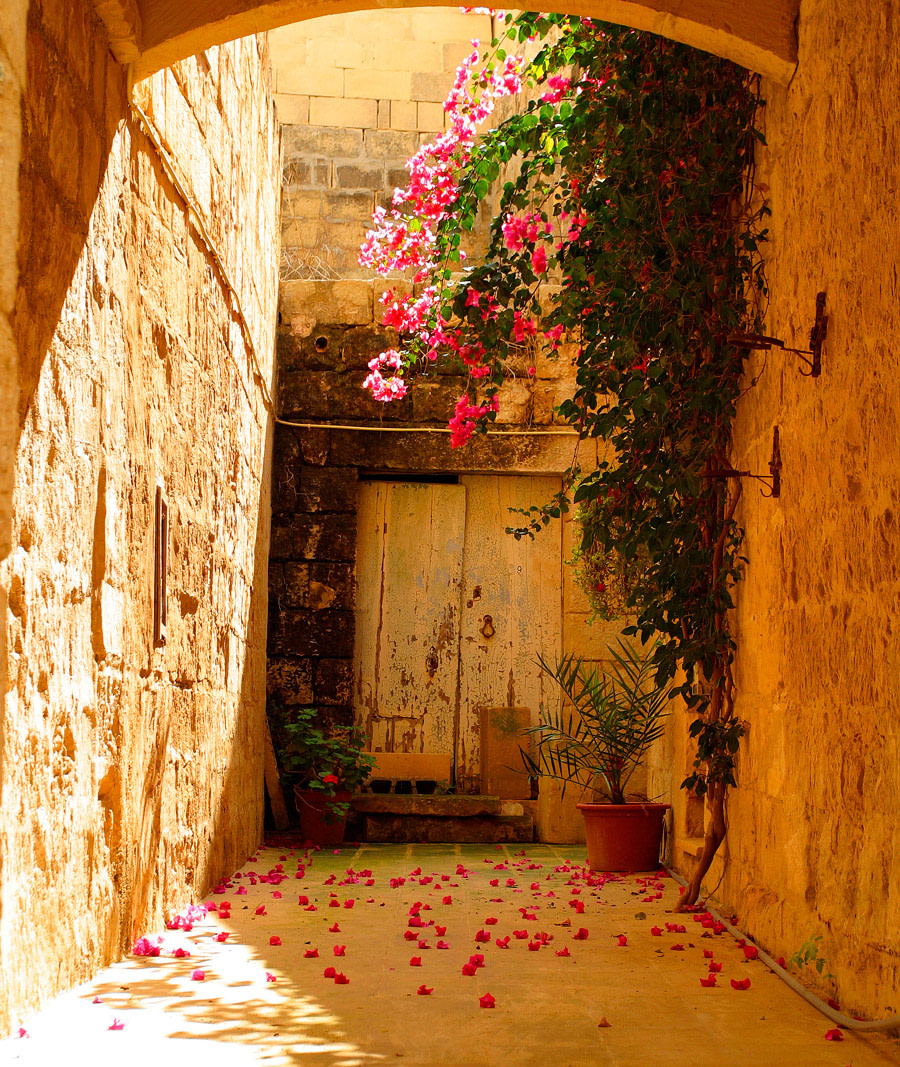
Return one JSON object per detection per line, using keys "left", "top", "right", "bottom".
{"left": 479, "top": 993, "right": 496, "bottom": 1009}
{"left": 824, "top": 1028, "right": 844, "bottom": 1041}
{"left": 191, "top": 970, "right": 205, "bottom": 981}
{"left": 417, "top": 984, "right": 433, "bottom": 996}
{"left": 108, "top": 1018, "right": 125, "bottom": 1031}
{"left": 266, "top": 972, "right": 277, "bottom": 982}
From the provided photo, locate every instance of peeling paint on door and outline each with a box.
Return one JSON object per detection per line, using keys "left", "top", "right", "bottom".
{"left": 353, "top": 481, "right": 465, "bottom": 759}
{"left": 353, "top": 476, "right": 562, "bottom": 790}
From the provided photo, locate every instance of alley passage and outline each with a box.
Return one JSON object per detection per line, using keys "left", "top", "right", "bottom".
{"left": 3, "top": 844, "right": 898, "bottom": 1066}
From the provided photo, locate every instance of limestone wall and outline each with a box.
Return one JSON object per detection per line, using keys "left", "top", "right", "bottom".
{"left": 649, "top": 0, "right": 900, "bottom": 1018}
{"left": 0, "top": 0, "right": 280, "bottom": 1033}
{"left": 271, "top": 8, "right": 494, "bottom": 279}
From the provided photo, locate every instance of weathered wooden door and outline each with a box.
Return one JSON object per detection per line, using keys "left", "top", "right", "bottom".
{"left": 456, "top": 475, "right": 562, "bottom": 789}
{"left": 354, "top": 481, "right": 466, "bottom": 758}
{"left": 353, "top": 475, "right": 562, "bottom": 787}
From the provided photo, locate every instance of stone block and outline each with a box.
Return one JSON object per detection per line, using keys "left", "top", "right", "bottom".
{"left": 267, "top": 658, "right": 314, "bottom": 705}
{"left": 309, "top": 96, "right": 378, "bottom": 129}
{"left": 323, "top": 190, "right": 377, "bottom": 223}
{"left": 362, "top": 128, "right": 419, "bottom": 159}
{"left": 417, "top": 101, "right": 445, "bottom": 132}
{"left": 279, "top": 368, "right": 414, "bottom": 422}
{"left": 376, "top": 99, "right": 390, "bottom": 130}
{"left": 269, "top": 609, "right": 355, "bottom": 658}
{"left": 277, "top": 66, "right": 343, "bottom": 98}
{"left": 345, "top": 68, "right": 411, "bottom": 102}
{"left": 364, "top": 813, "right": 533, "bottom": 843}
{"left": 411, "top": 10, "right": 490, "bottom": 42}
{"left": 495, "top": 379, "right": 533, "bottom": 424}
{"left": 389, "top": 99, "right": 418, "bottom": 132}
{"left": 309, "top": 561, "right": 355, "bottom": 609}
{"left": 284, "top": 125, "right": 362, "bottom": 159}
{"left": 314, "top": 658, "right": 354, "bottom": 704}
{"left": 299, "top": 465, "right": 358, "bottom": 514}
{"left": 412, "top": 381, "right": 461, "bottom": 423}
{"left": 280, "top": 279, "right": 373, "bottom": 326}
{"left": 352, "top": 794, "right": 500, "bottom": 816}
{"left": 335, "top": 163, "right": 386, "bottom": 190}
{"left": 303, "top": 36, "right": 366, "bottom": 70}
{"left": 410, "top": 71, "right": 454, "bottom": 104}
{"left": 273, "top": 94, "right": 309, "bottom": 125}
{"left": 270, "top": 514, "right": 357, "bottom": 562}
{"left": 281, "top": 562, "right": 310, "bottom": 607}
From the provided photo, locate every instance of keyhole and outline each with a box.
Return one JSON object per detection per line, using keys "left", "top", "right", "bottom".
{"left": 480, "top": 615, "right": 495, "bottom": 639}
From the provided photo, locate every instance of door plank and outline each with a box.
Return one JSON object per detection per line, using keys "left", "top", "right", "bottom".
{"left": 456, "top": 475, "right": 563, "bottom": 789}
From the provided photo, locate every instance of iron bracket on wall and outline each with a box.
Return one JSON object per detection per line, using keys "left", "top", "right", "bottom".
{"left": 728, "top": 292, "right": 828, "bottom": 377}
{"left": 705, "top": 427, "right": 782, "bottom": 498}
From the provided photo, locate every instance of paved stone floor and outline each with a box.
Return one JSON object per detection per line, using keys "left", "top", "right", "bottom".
{"left": 3, "top": 843, "right": 899, "bottom": 1066}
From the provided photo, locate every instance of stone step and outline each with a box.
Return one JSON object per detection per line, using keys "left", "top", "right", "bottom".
{"left": 351, "top": 793, "right": 501, "bottom": 817}
{"left": 363, "top": 814, "right": 534, "bottom": 844}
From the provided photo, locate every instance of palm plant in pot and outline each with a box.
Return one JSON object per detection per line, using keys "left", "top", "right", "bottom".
{"left": 280, "top": 708, "right": 376, "bottom": 846}
{"left": 522, "top": 640, "right": 670, "bottom": 871}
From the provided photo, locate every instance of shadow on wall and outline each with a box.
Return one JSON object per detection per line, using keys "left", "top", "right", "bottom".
{"left": 13, "top": 0, "right": 126, "bottom": 429}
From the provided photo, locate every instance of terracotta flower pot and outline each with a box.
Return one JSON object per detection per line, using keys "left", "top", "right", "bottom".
{"left": 293, "top": 787, "right": 351, "bottom": 846}
{"left": 576, "top": 802, "right": 670, "bottom": 872}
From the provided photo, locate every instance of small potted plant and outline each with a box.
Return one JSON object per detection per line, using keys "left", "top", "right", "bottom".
{"left": 522, "top": 639, "right": 670, "bottom": 871}
{"left": 279, "top": 708, "right": 376, "bottom": 846}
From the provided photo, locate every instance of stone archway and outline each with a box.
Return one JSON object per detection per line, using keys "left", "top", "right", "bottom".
{"left": 97, "top": 0, "right": 799, "bottom": 84}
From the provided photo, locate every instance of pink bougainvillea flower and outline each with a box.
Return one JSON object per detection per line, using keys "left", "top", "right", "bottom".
{"left": 436, "top": 940, "right": 450, "bottom": 949}
{"left": 461, "top": 963, "right": 477, "bottom": 976}
{"left": 108, "top": 1018, "right": 125, "bottom": 1031}
{"left": 322, "top": 774, "right": 339, "bottom": 785}
{"left": 489, "top": 879, "right": 499, "bottom": 887}
{"left": 404, "top": 931, "right": 418, "bottom": 942}
{"left": 484, "top": 917, "right": 498, "bottom": 925}
{"left": 215, "top": 932, "right": 230, "bottom": 943}
{"left": 417, "top": 984, "right": 434, "bottom": 996}
{"left": 479, "top": 993, "right": 496, "bottom": 1009}
{"left": 703, "top": 949, "right": 714, "bottom": 958}
{"left": 92, "top": 997, "right": 103, "bottom": 1004}
{"left": 730, "top": 978, "right": 751, "bottom": 990}
{"left": 470, "top": 954, "right": 485, "bottom": 968}
{"left": 417, "top": 940, "right": 430, "bottom": 950}
{"left": 133, "top": 936, "right": 161, "bottom": 957}
{"left": 824, "top": 1029, "right": 844, "bottom": 1041}
{"left": 665, "top": 922, "right": 686, "bottom": 934}
{"left": 410, "top": 957, "right": 422, "bottom": 967}
{"left": 474, "top": 930, "right": 491, "bottom": 943}
{"left": 496, "top": 936, "right": 510, "bottom": 949}
{"left": 272, "top": 891, "right": 282, "bottom": 899}
{"left": 173, "top": 947, "right": 191, "bottom": 959}
{"left": 344, "top": 899, "right": 355, "bottom": 909}
{"left": 323, "top": 967, "right": 336, "bottom": 979}
{"left": 265, "top": 935, "right": 280, "bottom": 947}
{"left": 298, "top": 895, "right": 309, "bottom": 905}
{"left": 709, "top": 962, "right": 723, "bottom": 973}
{"left": 573, "top": 929, "right": 589, "bottom": 941}
{"left": 555, "top": 947, "right": 571, "bottom": 957}
{"left": 699, "top": 976, "right": 717, "bottom": 988}
{"left": 670, "top": 943, "right": 684, "bottom": 951}
{"left": 191, "top": 969, "right": 206, "bottom": 981}
{"left": 304, "top": 949, "right": 319, "bottom": 959}
{"left": 334, "top": 945, "right": 346, "bottom": 956}
{"left": 255, "top": 905, "right": 267, "bottom": 916}
{"left": 329, "top": 900, "right": 341, "bottom": 909}
{"left": 435, "top": 926, "right": 447, "bottom": 937}
{"left": 513, "top": 930, "right": 528, "bottom": 939}
{"left": 329, "top": 923, "right": 341, "bottom": 933}
{"left": 528, "top": 941, "right": 541, "bottom": 951}
{"left": 266, "top": 972, "right": 277, "bottom": 983}
{"left": 743, "top": 945, "right": 759, "bottom": 960}
{"left": 651, "top": 927, "right": 663, "bottom": 936}
{"left": 334, "top": 973, "right": 350, "bottom": 985}
{"left": 442, "top": 895, "right": 453, "bottom": 905}
{"left": 305, "top": 905, "right": 318, "bottom": 912}
{"left": 616, "top": 935, "right": 628, "bottom": 947}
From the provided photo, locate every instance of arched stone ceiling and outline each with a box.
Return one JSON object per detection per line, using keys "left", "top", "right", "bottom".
{"left": 95, "top": 0, "right": 800, "bottom": 85}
